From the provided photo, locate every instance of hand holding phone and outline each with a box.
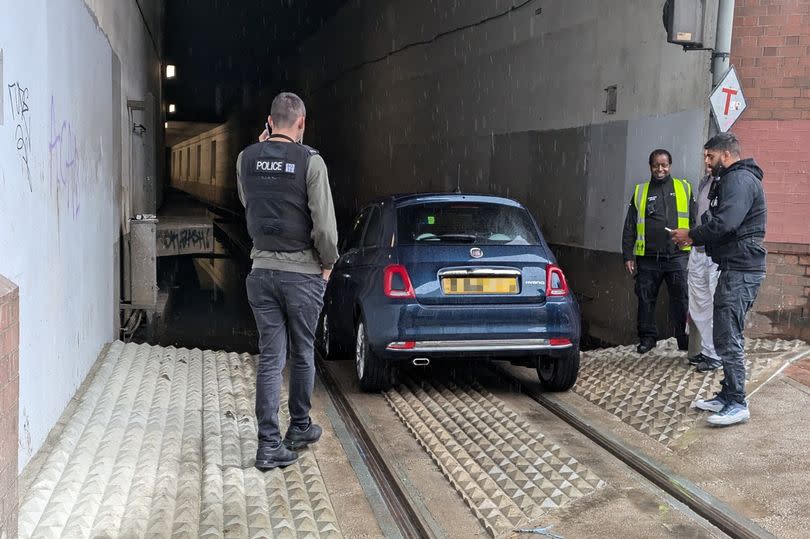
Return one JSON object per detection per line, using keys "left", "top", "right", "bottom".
{"left": 259, "top": 123, "right": 270, "bottom": 142}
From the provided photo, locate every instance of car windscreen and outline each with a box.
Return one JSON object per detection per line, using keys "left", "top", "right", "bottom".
{"left": 397, "top": 201, "right": 541, "bottom": 245}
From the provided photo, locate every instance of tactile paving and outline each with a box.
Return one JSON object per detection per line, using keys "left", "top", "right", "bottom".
{"left": 18, "top": 341, "right": 343, "bottom": 539}
{"left": 573, "top": 337, "right": 810, "bottom": 445}
{"left": 385, "top": 377, "right": 605, "bottom": 537}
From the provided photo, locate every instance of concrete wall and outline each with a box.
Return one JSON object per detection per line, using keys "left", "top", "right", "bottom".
{"left": 0, "top": 0, "right": 162, "bottom": 469}
{"left": 293, "top": 0, "right": 715, "bottom": 343}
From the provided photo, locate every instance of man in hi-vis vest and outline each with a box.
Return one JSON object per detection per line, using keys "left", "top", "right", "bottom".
{"left": 622, "top": 149, "right": 697, "bottom": 355}
{"left": 237, "top": 92, "right": 339, "bottom": 470}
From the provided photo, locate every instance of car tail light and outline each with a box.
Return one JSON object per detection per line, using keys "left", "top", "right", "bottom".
{"left": 384, "top": 264, "right": 416, "bottom": 299}
{"left": 549, "top": 338, "right": 572, "bottom": 346}
{"left": 546, "top": 264, "right": 569, "bottom": 297}
{"left": 387, "top": 341, "right": 416, "bottom": 350}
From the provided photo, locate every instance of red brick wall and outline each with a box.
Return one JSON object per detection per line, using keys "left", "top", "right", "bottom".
{"left": 732, "top": 0, "right": 810, "bottom": 340}
{"left": 750, "top": 243, "right": 810, "bottom": 339}
{"left": 733, "top": 121, "right": 810, "bottom": 243}
{"left": 0, "top": 275, "right": 19, "bottom": 539}
{"left": 732, "top": 0, "right": 810, "bottom": 244}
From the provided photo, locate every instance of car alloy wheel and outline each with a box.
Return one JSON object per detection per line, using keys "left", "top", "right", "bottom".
{"left": 354, "top": 318, "right": 392, "bottom": 391}
{"left": 355, "top": 321, "right": 366, "bottom": 381}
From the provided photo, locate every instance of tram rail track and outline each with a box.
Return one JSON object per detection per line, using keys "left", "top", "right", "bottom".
{"left": 316, "top": 347, "right": 780, "bottom": 539}
{"left": 316, "top": 355, "right": 437, "bottom": 539}
{"left": 494, "top": 364, "right": 777, "bottom": 539}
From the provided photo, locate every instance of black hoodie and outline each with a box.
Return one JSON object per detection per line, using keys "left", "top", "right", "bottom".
{"left": 689, "top": 158, "right": 767, "bottom": 271}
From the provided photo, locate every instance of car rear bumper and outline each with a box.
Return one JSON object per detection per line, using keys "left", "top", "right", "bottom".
{"left": 362, "top": 297, "right": 580, "bottom": 357}
{"left": 385, "top": 338, "right": 573, "bottom": 352}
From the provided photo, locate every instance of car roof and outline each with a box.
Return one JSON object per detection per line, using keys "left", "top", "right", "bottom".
{"left": 369, "top": 192, "right": 526, "bottom": 209}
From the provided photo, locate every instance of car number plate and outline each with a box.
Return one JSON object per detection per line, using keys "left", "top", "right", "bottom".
{"left": 441, "top": 276, "right": 518, "bottom": 295}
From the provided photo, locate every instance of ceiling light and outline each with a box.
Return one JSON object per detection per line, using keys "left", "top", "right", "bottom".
{"left": 166, "top": 64, "right": 176, "bottom": 79}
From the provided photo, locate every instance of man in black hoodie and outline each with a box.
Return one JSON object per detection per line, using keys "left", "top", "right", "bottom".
{"left": 670, "top": 132, "right": 767, "bottom": 427}
{"left": 622, "top": 149, "right": 697, "bottom": 354}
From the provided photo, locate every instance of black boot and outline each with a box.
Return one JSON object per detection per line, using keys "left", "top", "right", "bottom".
{"left": 637, "top": 340, "right": 656, "bottom": 354}
{"left": 687, "top": 353, "right": 705, "bottom": 365}
{"left": 255, "top": 443, "right": 298, "bottom": 471}
{"left": 696, "top": 357, "right": 722, "bottom": 373}
{"left": 283, "top": 421, "right": 323, "bottom": 451}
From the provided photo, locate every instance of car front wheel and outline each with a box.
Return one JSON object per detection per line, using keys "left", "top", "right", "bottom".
{"left": 317, "top": 311, "right": 347, "bottom": 361}
{"left": 537, "top": 347, "right": 580, "bottom": 391}
{"left": 355, "top": 320, "right": 392, "bottom": 392}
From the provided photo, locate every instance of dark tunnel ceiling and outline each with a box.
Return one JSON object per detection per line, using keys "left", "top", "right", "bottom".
{"left": 164, "top": 0, "right": 346, "bottom": 122}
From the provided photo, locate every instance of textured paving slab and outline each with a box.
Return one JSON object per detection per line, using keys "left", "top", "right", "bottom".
{"left": 573, "top": 338, "right": 810, "bottom": 446}
{"left": 18, "top": 341, "right": 342, "bottom": 539}
{"left": 385, "top": 377, "right": 605, "bottom": 537}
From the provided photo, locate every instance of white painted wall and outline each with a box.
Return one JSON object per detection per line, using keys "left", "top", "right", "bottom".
{"left": 0, "top": 0, "right": 161, "bottom": 468}
{"left": 85, "top": 0, "right": 164, "bottom": 221}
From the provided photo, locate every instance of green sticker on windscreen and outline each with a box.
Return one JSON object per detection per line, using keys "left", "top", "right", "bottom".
{"left": 427, "top": 216, "right": 435, "bottom": 225}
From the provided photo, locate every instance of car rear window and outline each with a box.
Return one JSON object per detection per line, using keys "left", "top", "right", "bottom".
{"left": 397, "top": 202, "right": 541, "bottom": 245}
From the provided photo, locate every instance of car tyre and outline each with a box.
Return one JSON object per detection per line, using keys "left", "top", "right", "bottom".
{"left": 355, "top": 320, "right": 391, "bottom": 392}
{"left": 317, "top": 311, "right": 346, "bottom": 361}
{"left": 536, "top": 347, "right": 580, "bottom": 391}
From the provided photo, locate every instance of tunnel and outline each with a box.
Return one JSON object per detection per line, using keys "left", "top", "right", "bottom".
{"left": 151, "top": 0, "right": 718, "bottom": 352}
{"left": 5, "top": 1, "right": 810, "bottom": 533}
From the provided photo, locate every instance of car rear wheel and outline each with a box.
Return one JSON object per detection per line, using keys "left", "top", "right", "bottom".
{"left": 355, "top": 320, "right": 392, "bottom": 392}
{"left": 537, "top": 348, "right": 580, "bottom": 391}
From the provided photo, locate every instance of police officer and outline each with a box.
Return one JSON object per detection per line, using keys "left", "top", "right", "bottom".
{"left": 670, "top": 133, "right": 767, "bottom": 427}
{"left": 237, "top": 92, "right": 339, "bottom": 469}
{"left": 622, "top": 149, "right": 697, "bottom": 354}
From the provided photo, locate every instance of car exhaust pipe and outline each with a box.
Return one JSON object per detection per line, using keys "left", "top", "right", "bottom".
{"left": 412, "top": 357, "right": 430, "bottom": 366}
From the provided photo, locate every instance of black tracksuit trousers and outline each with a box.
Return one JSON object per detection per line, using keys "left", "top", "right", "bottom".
{"left": 635, "top": 255, "right": 689, "bottom": 347}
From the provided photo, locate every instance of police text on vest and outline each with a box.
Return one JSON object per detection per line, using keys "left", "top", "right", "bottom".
{"left": 256, "top": 160, "right": 285, "bottom": 172}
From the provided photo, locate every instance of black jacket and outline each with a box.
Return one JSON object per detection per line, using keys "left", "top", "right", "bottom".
{"left": 622, "top": 176, "right": 697, "bottom": 261}
{"left": 690, "top": 158, "right": 767, "bottom": 272}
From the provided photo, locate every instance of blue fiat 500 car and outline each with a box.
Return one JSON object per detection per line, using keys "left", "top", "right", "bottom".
{"left": 317, "top": 193, "right": 581, "bottom": 391}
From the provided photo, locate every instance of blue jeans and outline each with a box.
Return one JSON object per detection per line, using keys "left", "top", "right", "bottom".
{"left": 713, "top": 270, "right": 765, "bottom": 405}
{"left": 246, "top": 269, "right": 326, "bottom": 446}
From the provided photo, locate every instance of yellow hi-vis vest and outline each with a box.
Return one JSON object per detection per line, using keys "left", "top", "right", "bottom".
{"left": 633, "top": 178, "right": 692, "bottom": 256}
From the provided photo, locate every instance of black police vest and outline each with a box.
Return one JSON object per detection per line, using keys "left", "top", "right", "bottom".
{"left": 240, "top": 138, "right": 318, "bottom": 252}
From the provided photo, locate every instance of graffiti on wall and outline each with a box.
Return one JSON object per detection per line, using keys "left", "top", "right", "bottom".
{"left": 7, "top": 82, "right": 33, "bottom": 191}
{"left": 48, "top": 96, "right": 82, "bottom": 217}
{"left": 157, "top": 225, "right": 214, "bottom": 256}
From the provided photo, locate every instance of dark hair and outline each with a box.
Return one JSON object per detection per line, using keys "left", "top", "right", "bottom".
{"left": 270, "top": 92, "right": 306, "bottom": 128}
{"left": 704, "top": 132, "right": 741, "bottom": 156}
{"left": 648, "top": 149, "right": 672, "bottom": 166}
